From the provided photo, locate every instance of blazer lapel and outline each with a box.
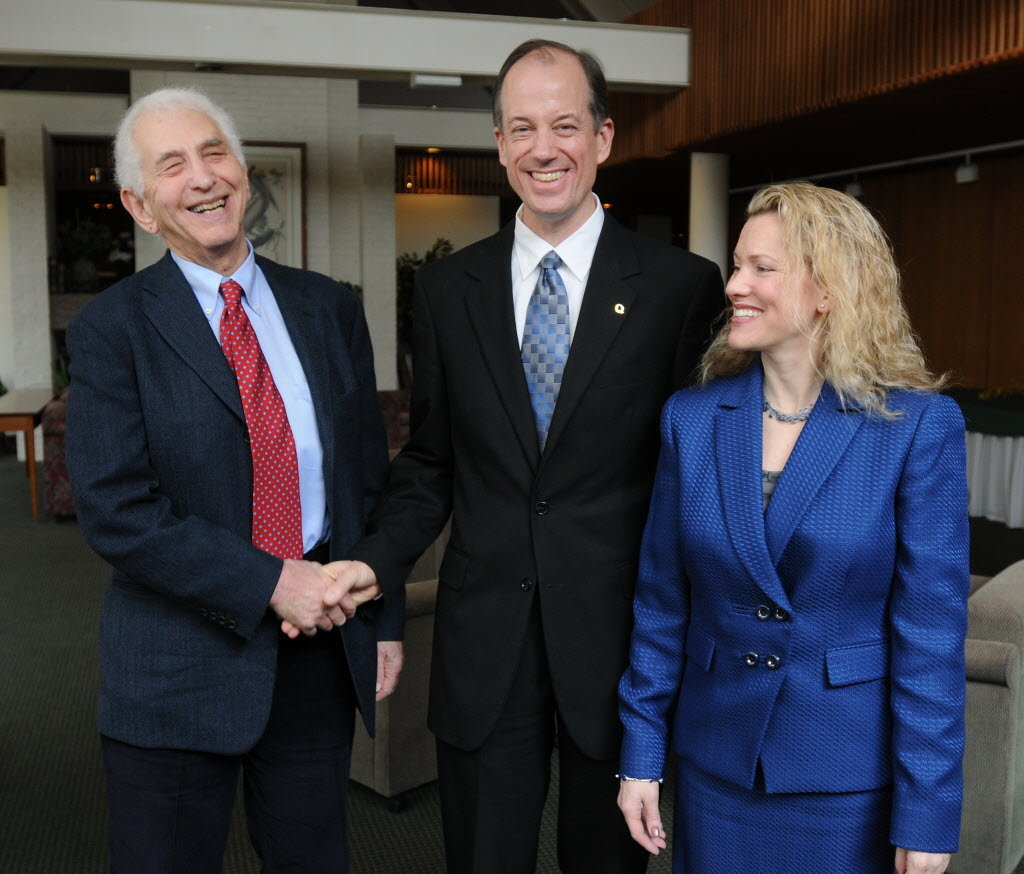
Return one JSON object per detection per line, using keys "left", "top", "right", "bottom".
{"left": 259, "top": 257, "right": 335, "bottom": 480}
{"left": 462, "top": 225, "right": 541, "bottom": 468}
{"left": 714, "top": 366, "right": 793, "bottom": 613}
{"left": 764, "top": 381, "right": 863, "bottom": 566}
{"left": 543, "top": 217, "right": 638, "bottom": 456}
{"left": 141, "top": 252, "right": 244, "bottom": 422}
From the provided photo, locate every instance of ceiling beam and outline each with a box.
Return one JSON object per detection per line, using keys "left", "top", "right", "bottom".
{"left": 2, "top": 0, "right": 690, "bottom": 91}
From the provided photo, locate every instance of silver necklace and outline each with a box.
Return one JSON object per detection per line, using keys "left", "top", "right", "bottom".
{"left": 762, "top": 395, "right": 814, "bottom": 424}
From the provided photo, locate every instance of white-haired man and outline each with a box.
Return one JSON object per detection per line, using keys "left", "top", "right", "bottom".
{"left": 66, "top": 88, "right": 402, "bottom": 873}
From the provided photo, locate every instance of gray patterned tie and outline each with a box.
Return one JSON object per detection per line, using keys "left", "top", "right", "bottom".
{"left": 521, "top": 251, "right": 571, "bottom": 450}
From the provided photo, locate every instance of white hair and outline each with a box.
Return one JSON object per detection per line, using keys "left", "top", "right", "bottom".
{"left": 114, "top": 87, "right": 246, "bottom": 197}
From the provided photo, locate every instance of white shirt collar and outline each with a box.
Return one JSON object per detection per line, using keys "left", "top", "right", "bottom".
{"left": 512, "top": 193, "right": 605, "bottom": 283}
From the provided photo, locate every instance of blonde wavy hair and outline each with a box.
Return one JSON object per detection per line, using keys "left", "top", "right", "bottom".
{"left": 700, "top": 181, "right": 943, "bottom": 415}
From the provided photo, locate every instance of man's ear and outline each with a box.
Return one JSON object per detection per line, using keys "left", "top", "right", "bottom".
{"left": 494, "top": 126, "right": 508, "bottom": 168}
{"left": 595, "top": 117, "right": 614, "bottom": 166}
{"left": 120, "top": 187, "right": 158, "bottom": 235}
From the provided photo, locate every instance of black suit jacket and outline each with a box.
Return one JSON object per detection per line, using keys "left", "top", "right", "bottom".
{"left": 66, "top": 252, "right": 398, "bottom": 755}
{"left": 350, "top": 216, "right": 724, "bottom": 758}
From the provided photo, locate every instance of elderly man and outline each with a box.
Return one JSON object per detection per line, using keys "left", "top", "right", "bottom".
{"left": 66, "top": 88, "right": 401, "bottom": 873}
{"left": 331, "top": 39, "right": 724, "bottom": 874}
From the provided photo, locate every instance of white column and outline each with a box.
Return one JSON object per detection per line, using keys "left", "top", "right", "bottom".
{"left": 358, "top": 134, "right": 397, "bottom": 391}
{"left": 1, "top": 120, "right": 52, "bottom": 391}
{"left": 688, "top": 152, "right": 729, "bottom": 279}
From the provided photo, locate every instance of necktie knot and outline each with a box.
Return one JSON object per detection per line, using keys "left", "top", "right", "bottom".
{"left": 219, "top": 279, "right": 243, "bottom": 308}
{"left": 540, "top": 252, "right": 562, "bottom": 272}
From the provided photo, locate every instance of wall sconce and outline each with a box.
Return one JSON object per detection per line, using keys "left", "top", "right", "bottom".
{"left": 955, "top": 156, "right": 979, "bottom": 184}
{"left": 88, "top": 167, "right": 106, "bottom": 184}
{"left": 405, "top": 175, "right": 414, "bottom": 190}
{"left": 425, "top": 147, "right": 442, "bottom": 154}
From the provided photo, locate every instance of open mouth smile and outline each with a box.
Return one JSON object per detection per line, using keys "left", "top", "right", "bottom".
{"left": 732, "top": 307, "right": 762, "bottom": 320}
{"left": 529, "top": 170, "right": 566, "bottom": 182}
{"left": 188, "top": 198, "right": 226, "bottom": 214}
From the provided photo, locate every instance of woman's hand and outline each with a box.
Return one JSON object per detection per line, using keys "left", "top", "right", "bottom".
{"left": 894, "top": 847, "right": 951, "bottom": 874}
{"left": 616, "top": 780, "right": 667, "bottom": 855}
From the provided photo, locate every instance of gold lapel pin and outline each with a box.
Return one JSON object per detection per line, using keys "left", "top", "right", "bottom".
{"left": 614, "top": 303, "right": 626, "bottom": 315}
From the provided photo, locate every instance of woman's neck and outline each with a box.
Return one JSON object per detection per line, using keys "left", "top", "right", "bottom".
{"left": 760, "top": 350, "right": 823, "bottom": 413}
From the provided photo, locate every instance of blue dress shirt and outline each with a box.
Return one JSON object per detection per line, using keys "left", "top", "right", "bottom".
{"left": 172, "top": 244, "right": 328, "bottom": 552}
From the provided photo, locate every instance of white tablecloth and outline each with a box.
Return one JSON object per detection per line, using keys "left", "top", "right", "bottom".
{"left": 967, "top": 431, "right": 1024, "bottom": 529}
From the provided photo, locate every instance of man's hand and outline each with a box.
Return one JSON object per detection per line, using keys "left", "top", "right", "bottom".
{"left": 322, "top": 560, "right": 381, "bottom": 611}
{"left": 617, "top": 780, "right": 666, "bottom": 855}
{"left": 376, "top": 641, "right": 404, "bottom": 701}
{"left": 270, "top": 559, "right": 338, "bottom": 639}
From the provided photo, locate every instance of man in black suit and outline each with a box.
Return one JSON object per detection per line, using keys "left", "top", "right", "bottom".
{"left": 332, "top": 40, "right": 724, "bottom": 873}
{"left": 65, "top": 88, "right": 401, "bottom": 873}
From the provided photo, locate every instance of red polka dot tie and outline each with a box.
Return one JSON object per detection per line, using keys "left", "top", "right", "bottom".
{"left": 218, "top": 279, "right": 303, "bottom": 560}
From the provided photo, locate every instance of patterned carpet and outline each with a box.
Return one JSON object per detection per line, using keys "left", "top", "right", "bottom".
{"left": 0, "top": 455, "right": 673, "bottom": 873}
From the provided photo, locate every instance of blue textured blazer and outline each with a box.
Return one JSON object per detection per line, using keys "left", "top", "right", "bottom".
{"left": 619, "top": 364, "right": 969, "bottom": 853}
{"left": 66, "top": 252, "right": 399, "bottom": 755}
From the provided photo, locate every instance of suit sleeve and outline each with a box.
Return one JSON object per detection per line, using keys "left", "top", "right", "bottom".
{"left": 347, "top": 266, "right": 454, "bottom": 596}
{"left": 65, "top": 308, "right": 282, "bottom": 640}
{"left": 673, "top": 258, "right": 725, "bottom": 388}
{"left": 888, "top": 395, "right": 969, "bottom": 853}
{"left": 342, "top": 291, "right": 407, "bottom": 641}
{"left": 619, "top": 395, "right": 691, "bottom": 779}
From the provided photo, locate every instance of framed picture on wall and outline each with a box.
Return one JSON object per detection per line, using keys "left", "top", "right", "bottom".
{"left": 243, "top": 142, "right": 306, "bottom": 268}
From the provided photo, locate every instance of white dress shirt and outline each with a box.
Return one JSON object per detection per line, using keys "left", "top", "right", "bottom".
{"left": 511, "top": 193, "right": 605, "bottom": 346}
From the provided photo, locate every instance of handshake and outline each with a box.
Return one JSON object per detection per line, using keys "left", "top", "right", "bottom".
{"left": 269, "top": 558, "right": 380, "bottom": 639}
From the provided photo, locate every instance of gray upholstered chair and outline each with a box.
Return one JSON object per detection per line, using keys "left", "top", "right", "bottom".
{"left": 952, "top": 559, "right": 1024, "bottom": 873}
{"left": 348, "top": 528, "right": 447, "bottom": 809}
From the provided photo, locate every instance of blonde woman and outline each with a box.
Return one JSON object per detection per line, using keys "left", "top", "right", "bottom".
{"left": 617, "top": 182, "right": 967, "bottom": 874}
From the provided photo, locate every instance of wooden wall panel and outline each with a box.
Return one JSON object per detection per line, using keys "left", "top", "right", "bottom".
{"left": 395, "top": 150, "right": 508, "bottom": 197}
{"left": 986, "top": 154, "right": 1024, "bottom": 388}
{"left": 728, "top": 151, "right": 1024, "bottom": 389}
{"left": 883, "top": 165, "right": 992, "bottom": 387}
{"left": 612, "top": 0, "right": 1024, "bottom": 160}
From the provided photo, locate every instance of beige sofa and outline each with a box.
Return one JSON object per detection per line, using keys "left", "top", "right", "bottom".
{"left": 349, "top": 529, "right": 446, "bottom": 809}
{"left": 953, "top": 559, "right": 1024, "bottom": 873}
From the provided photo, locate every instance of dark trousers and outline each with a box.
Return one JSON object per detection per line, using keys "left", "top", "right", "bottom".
{"left": 102, "top": 631, "right": 356, "bottom": 874}
{"left": 436, "top": 608, "right": 649, "bottom": 874}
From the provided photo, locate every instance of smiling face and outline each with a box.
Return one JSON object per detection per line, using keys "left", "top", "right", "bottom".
{"left": 726, "top": 212, "right": 829, "bottom": 361}
{"left": 120, "top": 107, "right": 249, "bottom": 274}
{"left": 494, "top": 50, "right": 613, "bottom": 245}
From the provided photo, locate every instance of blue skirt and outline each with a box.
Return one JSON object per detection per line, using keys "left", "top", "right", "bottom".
{"left": 672, "top": 759, "right": 894, "bottom": 873}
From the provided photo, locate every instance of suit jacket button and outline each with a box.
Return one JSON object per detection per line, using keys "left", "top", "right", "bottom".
{"left": 534, "top": 501, "right": 549, "bottom": 516}
{"left": 774, "top": 607, "right": 789, "bottom": 622}
{"left": 756, "top": 605, "right": 770, "bottom": 620}
{"left": 744, "top": 652, "right": 759, "bottom": 666}
{"left": 765, "top": 654, "right": 781, "bottom": 669}
{"left": 520, "top": 578, "right": 534, "bottom": 591}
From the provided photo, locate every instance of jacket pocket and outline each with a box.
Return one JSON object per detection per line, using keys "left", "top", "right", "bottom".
{"left": 685, "top": 624, "right": 715, "bottom": 672}
{"left": 825, "top": 639, "right": 889, "bottom": 687}
{"left": 438, "top": 545, "right": 469, "bottom": 591}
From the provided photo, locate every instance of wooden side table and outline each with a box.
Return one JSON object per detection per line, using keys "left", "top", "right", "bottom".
{"left": 0, "top": 388, "right": 57, "bottom": 521}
